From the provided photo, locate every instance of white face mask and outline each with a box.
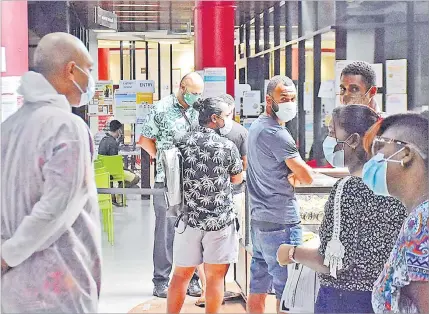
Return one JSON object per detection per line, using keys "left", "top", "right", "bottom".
{"left": 274, "top": 101, "right": 297, "bottom": 122}
{"left": 72, "top": 65, "right": 95, "bottom": 107}
{"left": 219, "top": 118, "right": 234, "bottom": 135}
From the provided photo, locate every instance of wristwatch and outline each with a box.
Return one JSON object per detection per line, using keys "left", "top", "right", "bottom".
{"left": 289, "top": 245, "right": 298, "bottom": 263}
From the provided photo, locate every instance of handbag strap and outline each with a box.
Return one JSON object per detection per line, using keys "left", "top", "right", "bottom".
{"left": 323, "top": 176, "right": 351, "bottom": 278}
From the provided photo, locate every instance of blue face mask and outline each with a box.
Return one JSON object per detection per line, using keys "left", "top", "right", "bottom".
{"left": 322, "top": 135, "right": 353, "bottom": 168}
{"left": 323, "top": 136, "right": 344, "bottom": 167}
{"left": 362, "top": 149, "right": 404, "bottom": 196}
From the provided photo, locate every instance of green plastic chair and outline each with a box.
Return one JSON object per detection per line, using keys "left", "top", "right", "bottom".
{"left": 95, "top": 172, "right": 114, "bottom": 245}
{"left": 98, "top": 155, "right": 127, "bottom": 207}
{"left": 94, "top": 160, "right": 104, "bottom": 170}
{"left": 95, "top": 167, "right": 108, "bottom": 175}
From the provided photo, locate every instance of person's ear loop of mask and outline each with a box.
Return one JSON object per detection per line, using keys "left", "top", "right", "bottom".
{"left": 72, "top": 64, "right": 95, "bottom": 106}
{"left": 182, "top": 87, "right": 201, "bottom": 107}
{"left": 362, "top": 144, "right": 407, "bottom": 196}
{"left": 269, "top": 95, "right": 297, "bottom": 122}
{"left": 323, "top": 118, "right": 356, "bottom": 168}
{"left": 341, "top": 86, "right": 374, "bottom": 105}
{"left": 323, "top": 134, "right": 355, "bottom": 168}
{"left": 216, "top": 114, "right": 234, "bottom": 135}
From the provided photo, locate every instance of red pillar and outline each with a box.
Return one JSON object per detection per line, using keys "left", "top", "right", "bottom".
{"left": 98, "top": 48, "right": 110, "bottom": 80}
{"left": 1, "top": 1, "right": 28, "bottom": 76}
{"left": 194, "top": 1, "right": 236, "bottom": 96}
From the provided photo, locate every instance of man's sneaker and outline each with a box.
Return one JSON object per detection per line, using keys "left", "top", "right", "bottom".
{"left": 153, "top": 284, "right": 168, "bottom": 298}
{"left": 187, "top": 278, "right": 202, "bottom": 297}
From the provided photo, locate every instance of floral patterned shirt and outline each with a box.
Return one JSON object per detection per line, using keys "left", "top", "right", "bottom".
{"left": 372, "top": 200, "right": 429, "bottom": 313}
{"left": 141, "top": 94, "right": 199, "bottom": 182}
{"left": 176, "top": 126, "right": 243, "bottom": 231}
{"left": 318, "top": 176, "right": 407, "bottom": 291}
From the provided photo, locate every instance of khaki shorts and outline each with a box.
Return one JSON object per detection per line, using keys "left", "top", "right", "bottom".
{"left": 173, "top": 220, "right": 239, "bottom": 267}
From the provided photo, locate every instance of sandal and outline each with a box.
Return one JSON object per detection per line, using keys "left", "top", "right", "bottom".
{"left": 195, "top": 297, "right": 205, "bottom": 308}
{"left": 195, "top": 297, "right": 225, "bottom": 308}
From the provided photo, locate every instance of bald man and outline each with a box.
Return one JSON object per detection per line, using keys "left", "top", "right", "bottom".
{"left": 1, "top": 33, "right": 101, "bottom": 313}
{"left": 139, "top": 72, "right": 204, "bottom": 298}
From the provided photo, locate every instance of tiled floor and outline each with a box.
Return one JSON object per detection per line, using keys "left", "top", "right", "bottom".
{"left": 98, "top": 197, "right": 156, "bottom": 313}
{"left": 98, "top": 197, "right": 241, "bottom": 313}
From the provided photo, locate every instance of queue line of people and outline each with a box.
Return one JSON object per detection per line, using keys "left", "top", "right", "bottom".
{"left": 157, "top": 64, "right": 428, "bottom": 313}
{"left": 0, "top": 31, "right": 427, "bottom": 314}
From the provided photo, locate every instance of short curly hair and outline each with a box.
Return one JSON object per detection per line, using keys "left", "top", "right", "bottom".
{"left": 266, "top": 75, "right": 294, "bottom": 96}
{"left": 341, "top": 61, "right": 376, "bottom": 90}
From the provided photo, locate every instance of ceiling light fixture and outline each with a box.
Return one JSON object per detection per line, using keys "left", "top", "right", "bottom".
{"left": 114, "top": 10, "right": 160, "bottom": 14}
{"left": 120, "top": 21, "right": 159, "bottom": 24}
{"left": 112, "top": 4, "right": 160, "bottom": 7}
{"left": 117, "top": 15, "right": 158, "bottom": 19}
{"left": 93, "top": 29, "right": 117, "bottom": 33}
{"left": 159, "top": 41, "right": 179, "bottom": 45}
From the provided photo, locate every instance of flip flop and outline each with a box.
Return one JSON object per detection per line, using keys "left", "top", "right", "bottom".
{"left": 195, "top": 298, "right": 205, "bottom": 308}
{"left": 194, "top": 298, "right": 225, "bottom": 308}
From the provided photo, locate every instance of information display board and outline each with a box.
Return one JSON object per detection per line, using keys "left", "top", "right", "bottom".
{"left": 114, "top": 92, "right": 137, "bottom": 124}
{"left": 242, "top": 91, "right": 261, "bottom": 116}
{"left": 203, "top": 68, "right": 227, "bottom": 98}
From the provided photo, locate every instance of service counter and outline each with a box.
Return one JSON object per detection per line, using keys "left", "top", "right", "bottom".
{"left": 234, "top": 169, "right": 347, "bottom": 300}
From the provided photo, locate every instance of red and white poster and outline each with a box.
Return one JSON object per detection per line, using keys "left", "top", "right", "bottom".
{"left": 98, "top": 115, "right": 111, "bottom": 132}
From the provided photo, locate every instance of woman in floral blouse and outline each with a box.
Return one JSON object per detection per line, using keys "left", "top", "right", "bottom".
{"left": 363, "top": 113, "right": 428, "bottom": 313}
{"left": 277, "top": 105, "right": 407, "bottom": 313}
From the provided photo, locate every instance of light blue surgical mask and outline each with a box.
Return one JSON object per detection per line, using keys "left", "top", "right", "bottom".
{"left": 322, "top": 135, "right": 353, "bottom": 168}
{"left": 362, "top": 148, "right": 404, "bottom": 196}
{"left": 72, "top": 65, "right": 95, "bottom": 107}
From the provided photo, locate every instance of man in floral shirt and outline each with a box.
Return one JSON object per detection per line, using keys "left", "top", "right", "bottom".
{"left": 167, "top": 97, "right": 243, "bottom": 314}
{"left": 138, "top": 72, "right": 204, "bottom": 298}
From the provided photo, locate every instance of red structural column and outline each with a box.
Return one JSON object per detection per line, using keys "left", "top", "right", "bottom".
{"left": 194, "top": 1, "right": 236, "bottom": 96}
{"left": 98, "top": 48, "right": 110, "bottom": 80}
{"left": 1, "top": 1, "right": 29, "bottom": 76}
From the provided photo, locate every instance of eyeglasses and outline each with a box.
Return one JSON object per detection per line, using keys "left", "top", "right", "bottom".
{"left": 371, "top": 136, "right": 407, "bottom": 156}
{"left": 371, "top": 136, "right": 427, "bottom": 160}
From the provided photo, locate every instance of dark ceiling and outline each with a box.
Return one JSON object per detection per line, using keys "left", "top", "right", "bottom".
{"left": 70, "top": 1, "right": 278, "bottom": 33}
{"left": 69, "top": 1, "right": 410, "bottom": 34}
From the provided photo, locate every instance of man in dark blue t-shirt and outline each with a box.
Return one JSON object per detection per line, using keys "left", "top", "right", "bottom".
{"left": 247, "top": 76, "right": 314, "bottom": 312}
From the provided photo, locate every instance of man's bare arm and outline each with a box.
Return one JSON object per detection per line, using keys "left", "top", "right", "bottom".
{"left": 231, "top": 172, "right": 243, "bottom": 185}
{"left": 241, "top": 156, "right": 248, "bottom": 171}
{"left": 285, "top": 156, "right": 314, "bottom": 185}
{"left": 138, "top": 136, "right": 157, "bottom": 158}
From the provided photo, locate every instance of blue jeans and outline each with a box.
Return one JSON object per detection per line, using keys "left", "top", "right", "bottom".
{"left": 249, "top": 220, "right": 302, "bottom": 299}
{"left": 315, "top": 285, "right": 374, "bottom": 313}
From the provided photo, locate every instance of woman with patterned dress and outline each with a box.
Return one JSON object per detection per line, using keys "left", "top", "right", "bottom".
{"left": 363, "top": 113, "right": 428, "bottom": 313}
{"left": 277, "top": 105, "right": 407, "bottom": 313}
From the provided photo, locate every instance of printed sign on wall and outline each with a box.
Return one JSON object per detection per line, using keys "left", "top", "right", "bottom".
{"left": 203, "top": 68, "right": 227, "bottom": 98}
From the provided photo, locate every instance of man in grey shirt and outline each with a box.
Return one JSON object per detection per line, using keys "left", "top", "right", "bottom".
{"left": 246, "top": 76, "right": 314, "bottom": 313}
{"left": 218, "top": 94, "right": 248, "bottom": 190}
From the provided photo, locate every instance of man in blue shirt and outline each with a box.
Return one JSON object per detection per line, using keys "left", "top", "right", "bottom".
{"left": 246, "top": 76, "right": 314, "bottom": 313}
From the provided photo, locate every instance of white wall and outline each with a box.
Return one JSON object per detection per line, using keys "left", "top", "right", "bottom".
{"left": 88, "top": 30, "right": 99, "bottom": 135}
{"left": 346, "top": 29, "right": 375, "bottom": 63}
{"left": 159, "top": 44, "right": 171, "bottom": 99}
{"left": 106, "top": 42, "right": 195, "bottom": 101}
{"left": 88, "top": 30, "right": 98, "bottom": 81}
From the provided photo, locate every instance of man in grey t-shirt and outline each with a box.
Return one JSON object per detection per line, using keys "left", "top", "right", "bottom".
{"left": 218, "top": 94, "right": 248, "bottom": 242}
{"left": 218, "top": 94, "right": 248, "bottom": 190}
{"left": 246, "top": 76, "right": 314, "bottom": 313}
